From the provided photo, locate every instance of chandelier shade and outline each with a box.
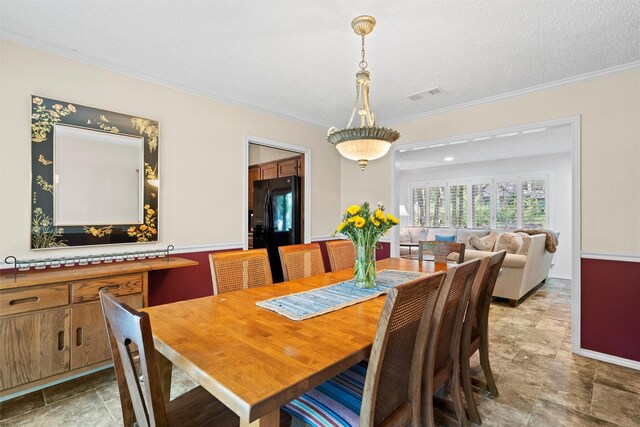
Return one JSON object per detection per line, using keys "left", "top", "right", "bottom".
{"left": 329, "top": 127, "right": 399, "bottom": 169}
{"left": 328, "top": 15, "right": 400, "bottom": 171}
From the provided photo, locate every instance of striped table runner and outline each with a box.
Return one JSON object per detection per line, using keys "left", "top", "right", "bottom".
{"left": 256, "top": 270, "right": 426, "bottom": 321}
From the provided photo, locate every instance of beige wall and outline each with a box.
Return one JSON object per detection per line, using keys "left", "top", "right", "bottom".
{"left": 0, "top": 40, "right": 342, "bottom": 260}
{"left": 342, "top": 69, "right": 640, "bottom": 255}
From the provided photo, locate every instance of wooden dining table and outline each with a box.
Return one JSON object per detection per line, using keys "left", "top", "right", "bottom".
{"left": 143, "top": 257, "right": 449, "bottom": 426}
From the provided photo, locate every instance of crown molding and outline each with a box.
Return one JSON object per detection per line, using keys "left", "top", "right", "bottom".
{"left": 4, "top": 31, "right": 638, "bottom": 130}
{"left": 0, "top": 32, "right": 325, "bottom": 130}
{"left": 381, "top": 61, "right": 640, "bottom": 126}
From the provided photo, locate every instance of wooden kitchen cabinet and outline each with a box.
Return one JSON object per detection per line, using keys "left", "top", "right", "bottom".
{"left": 277, "top": 157, "right": 299, "bottom": 177}
{"left": 251, "top": 155, "right": 302, "bottom": 182}
{"left": 259, "top": 162, "right": 278, "bottom": 179}
{"left": 0, "top": 257, "right": 197, "bottom": 397}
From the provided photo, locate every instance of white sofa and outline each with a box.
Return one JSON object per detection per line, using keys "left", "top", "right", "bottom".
{"left": 399, "top": 227, "right": 490, "bottom": 255}
{"left": 400, "top": 227, "right": 556, "bottom": 306}
{"left": 460, "top": 233, "right": 554, "bottom": 306}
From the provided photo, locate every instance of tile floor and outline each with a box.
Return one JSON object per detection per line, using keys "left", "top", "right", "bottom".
{"left": 1, "top": 278, "right": 639, "bottom": 426}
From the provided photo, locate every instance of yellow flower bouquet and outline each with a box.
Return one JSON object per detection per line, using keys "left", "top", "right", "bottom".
{"left": 335, "top": 202, "right": 399, "bottom": 288}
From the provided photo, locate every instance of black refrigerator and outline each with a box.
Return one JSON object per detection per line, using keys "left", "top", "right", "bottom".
{"left": 252, "top": 175, "right": 302, "bottom": 282}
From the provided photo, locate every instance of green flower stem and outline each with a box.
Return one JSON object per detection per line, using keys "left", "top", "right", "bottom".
{"left": 354, "top": 242, "right": 376, "bottom": 288}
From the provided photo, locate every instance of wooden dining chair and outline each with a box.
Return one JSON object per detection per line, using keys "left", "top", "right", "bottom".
{"left": 422, "top": 258, "right": 481, "bottom": 427}
{"left": 460, "top": 251, "right": 507, "bottom": 424}
{"left": 99, "top": 289, "right": 238, "bottom": 427}
{"left": 325, "top": 239, "right": 356, "bottom": 271}
{"left": 278, "top": 243, "right": 325, "bottom": 281}
{"left": 209, "top": 248, "right": 273, "bottom": 295}
{"left": 417, "top": 241, "right": 465, "bottom": 264}
{"left": 282, "top": 271, "right": 446, "bottom": 426}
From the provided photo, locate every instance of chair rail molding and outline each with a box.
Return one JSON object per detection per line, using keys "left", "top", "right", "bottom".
{"left": 581, "top": 252, "right": 640, "bottom": 263}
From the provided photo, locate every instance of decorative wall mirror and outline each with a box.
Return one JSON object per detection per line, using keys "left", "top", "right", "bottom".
{"left": 30, "top": 95, "right": 159, "bottom": 248}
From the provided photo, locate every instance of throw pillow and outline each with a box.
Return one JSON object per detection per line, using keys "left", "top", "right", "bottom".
{"left": 408, "top": 227, "right": 427, "bottom": 243}
{"left": 516, "top": 232, "right": 531, "bottom": 255}
{"left": 399, "top": 228, "right": 411, "bottom": 244}
{"left": 467, "top": 232, "right": 497, "bottom": 251}
{"left": 469, "top": 236, "right": 491, "bottom": 251}
{"left": 435, "top": 234, "right": 456, "bottom": 242}
{"left": 495, "top": 232, "right": 524, "bottom": 254}
{"left": 456, "top": 229, "right": 489, "bottom": 246}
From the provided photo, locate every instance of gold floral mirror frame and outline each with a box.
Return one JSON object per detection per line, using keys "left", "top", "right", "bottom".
{"left": 30, "top": 95, "right": 159, "bottom": 248}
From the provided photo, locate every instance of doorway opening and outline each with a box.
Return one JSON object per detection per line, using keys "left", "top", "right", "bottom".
{"left": 243, "top": 136, "right": 312, "bottom": 282}
{"left": 390, "top": 116, "right": 581, "bottom": 353}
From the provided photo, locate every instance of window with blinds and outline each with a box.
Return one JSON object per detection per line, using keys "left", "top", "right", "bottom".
{"left": 471, "top": 183, "right": 491, "bottom": 229}
{"left": 428, "top": 186, "right": 446, "bottom": 227}
{"left": 522, "top": 179, "right": 547, "bottom": 229}
{"left": 449, "top": 185, "right": 467, "bottom": 228}
{"left": 411, "top": 188, "right": 428, "bottom": 226}
{"left": 408, "top": 176, "right": 547, "bottom": 230}
{"left": 496, "top": 181, "right": 518, "bottom": 229}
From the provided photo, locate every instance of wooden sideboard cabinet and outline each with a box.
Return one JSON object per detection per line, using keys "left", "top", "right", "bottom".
{"left": 0, "top": 257, "right": 197, "bottom": 397}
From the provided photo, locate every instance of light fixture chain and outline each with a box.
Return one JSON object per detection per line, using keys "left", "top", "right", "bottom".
{"left": 328, "top": 15, "right": 400, "bottom": 171}
{"left": 359, "top": 34, "right": 367, "bottom": 70}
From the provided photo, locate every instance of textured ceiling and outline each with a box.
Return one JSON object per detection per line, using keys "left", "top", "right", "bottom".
{"left": 1, "top": 1, "right": 639, "bottom": 128}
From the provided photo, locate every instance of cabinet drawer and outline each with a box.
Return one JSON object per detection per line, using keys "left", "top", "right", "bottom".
{"left": 0, "top": 285, "right": 69, "bottom": 317}
{"left": 71, "top": 274, "right": 142, "bottom": 303}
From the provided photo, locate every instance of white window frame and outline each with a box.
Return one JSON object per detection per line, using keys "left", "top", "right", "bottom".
{"left": 408, "top": 173, "right": 550, "bottom": 230}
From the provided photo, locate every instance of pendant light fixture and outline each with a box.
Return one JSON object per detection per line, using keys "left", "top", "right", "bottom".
{"left": 328, "top": 15, "right": 400, "bottom": 171}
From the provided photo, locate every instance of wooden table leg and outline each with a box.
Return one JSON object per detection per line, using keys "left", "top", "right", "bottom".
{"left": 240, "top": 409, "right": 280, "bottom": 427}
{"left": 155, "top": 350, "right": 173, "bottom": 405}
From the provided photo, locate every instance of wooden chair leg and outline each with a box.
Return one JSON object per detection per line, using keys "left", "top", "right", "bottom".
{"left": 461, "top": 352, "right": 482, "bottom": 424}
{"left": 450, "top": 375, "right": 470, "bottom": 427}
{"left": 479, "top": 339, "right": 499, "bottom": 397}
{"left": 423, "top": 376, "right": 435, "bottom": 426}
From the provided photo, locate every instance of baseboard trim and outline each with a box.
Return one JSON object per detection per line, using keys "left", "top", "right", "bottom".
{"left": 0, "top": 364, "right": 113, "bottom": 402}
{"left": 548, "top": 274, "right": 572, "bottom": 280}
{"left": 578, "top": 349, "right": 640, "bottom": 371}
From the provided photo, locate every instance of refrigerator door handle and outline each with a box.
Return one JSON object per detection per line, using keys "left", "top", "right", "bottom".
{"left": 264, "top": 188, "right": 271, "bottom": 231}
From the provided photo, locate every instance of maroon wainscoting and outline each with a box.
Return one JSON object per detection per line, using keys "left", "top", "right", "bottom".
{"left": 148, "top": 249, "right": 241, "bottom": 306}
{"left": 315, "top": 240, "right": 391, "bottom": 271}
{"left": 581, "top": 258, "right": 640, "bottom": 362}
{"left": 148, "top": 241, "right": 392, "bottom": 306}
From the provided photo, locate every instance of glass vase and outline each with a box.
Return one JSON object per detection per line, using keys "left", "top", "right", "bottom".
{"left": 354, "top": 242, "right": 377, "bottom": 288}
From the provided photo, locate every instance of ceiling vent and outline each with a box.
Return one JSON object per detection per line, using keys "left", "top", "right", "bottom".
{"left": 406, "top": 87, "right": 444, "bottom": 101}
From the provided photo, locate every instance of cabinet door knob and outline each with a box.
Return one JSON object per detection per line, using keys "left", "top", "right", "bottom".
{"left": 58, "top": 331, "right": 66, "bottom": 351}
{"left": 76, "top": 327, "right": 83, "bottom": 346}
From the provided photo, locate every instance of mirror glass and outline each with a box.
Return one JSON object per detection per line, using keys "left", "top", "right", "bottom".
{"left": 54, "top": 125, "right": 144, "bottom": 225}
